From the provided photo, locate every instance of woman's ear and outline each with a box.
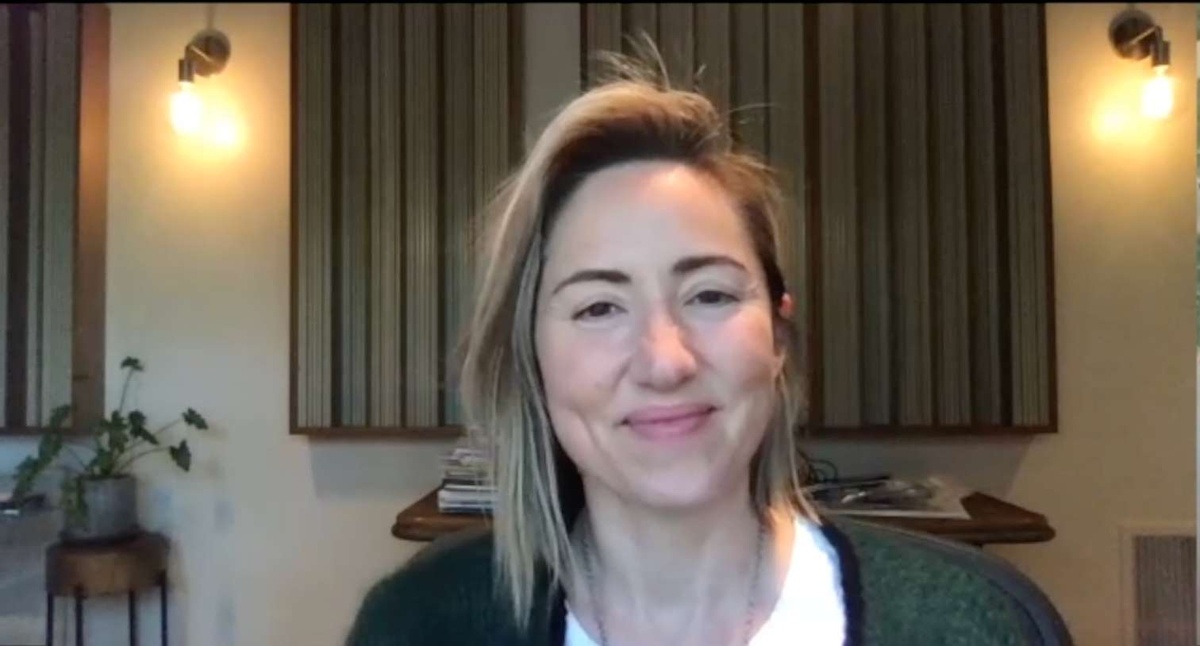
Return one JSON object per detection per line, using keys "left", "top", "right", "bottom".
{"left": 778, "top": 293, "right": 794, "bottom": 321}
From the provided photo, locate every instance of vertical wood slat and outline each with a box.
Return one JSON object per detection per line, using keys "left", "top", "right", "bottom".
{"left": 369, "top": 3, "right": 403, "bottom": 426}
{"left": 1002, "top": 4, "right": 1050, "bottom": 425}
{"left": 474, "top": 4, "right": 509, "bottom": 280}
{"left": 964, "top": 3, "right": 1003, "bottom": 424}
{"left": 72, "top": 3, "right": 109, "bottom": 428}
{"left": 888, "top": 4, "right": 932, "bottom": 425}
{"left": 338, "top": 4, "right": 370, "bottom": 425}
{"left": 583, "top": 4, "right": 622, "bottom": 87}
{"left": 817, "top": 4, "right": 859, "bottom": 427}
{"left": 296, "top": 5, "right": 334, "bottom": 426}
{"left": 442, "top": 4, "right": 474, "bottom": 423}
{"left": 624, "top": 3, "right": 657, "bottom": 54}
{"left": 731, "top": 4, "right": 767, "bottom": 156}
{"left": 24, "top": 9, "right": 45, "bottom": 425}
{"left": 855, "top": 4, "right": 890, "bottom": 425}
{"left": 694, "top": 4, "right": 731, "bottom": 120}
{"left": 403, "top": 3, "right": 440, "bottom": 425}
{"left": 928, "top": 4, "right": 971, "bottom": 424}
{"left": 38, "top": 4, "right": 78, "bottom": 424}
{"left": 766, "top": 4, "right": 807, "bottom": 376}
{"left": 0, "top": 6, "right": 9, "bottom": 421}
{"left": 657, "top": 3, "right": 694, "bottom": 88}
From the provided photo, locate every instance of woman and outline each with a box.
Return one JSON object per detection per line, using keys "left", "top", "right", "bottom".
{"left": 346, "top": 53, "right": 1058, "bottom": 646}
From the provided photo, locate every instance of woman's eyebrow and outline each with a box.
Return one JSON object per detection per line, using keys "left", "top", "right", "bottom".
{"left": 550, "top": 255, "right": 748, "bottom": 296}
{"left": 550, "top": 269, "right": 630, "bottom": 296}
{"left": 672, "top": 254, "right": 749, "bottom": 276}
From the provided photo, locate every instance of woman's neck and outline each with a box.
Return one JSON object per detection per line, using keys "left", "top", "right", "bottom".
{"left": 571, "top": 476, "right": 795, "bottom": 644}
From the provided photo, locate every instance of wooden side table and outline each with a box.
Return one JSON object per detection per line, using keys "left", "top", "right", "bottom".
{"left": 44, "top": 532, "right": 169, "bottom": 646}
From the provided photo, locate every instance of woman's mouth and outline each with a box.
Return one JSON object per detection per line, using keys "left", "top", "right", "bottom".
{"left": 623, "top": 403, "right": 717, "bottom": 441}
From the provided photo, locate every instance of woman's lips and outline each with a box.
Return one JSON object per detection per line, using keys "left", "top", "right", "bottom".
{"left": 624, "top": 404, "right": 716, "bottom": 441}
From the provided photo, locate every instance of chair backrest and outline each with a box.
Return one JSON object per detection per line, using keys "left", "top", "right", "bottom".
{"left": 831, "top": 516, "right": 1074, "bottom": 645}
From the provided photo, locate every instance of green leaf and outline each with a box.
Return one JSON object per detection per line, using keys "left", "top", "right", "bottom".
{"left": 12, "top": 456, "right": 41, "bottom": 500}
{"left": 92, "top": 449, "right": 116, "bottom": 477}
{"left": 107, "top": 425, "right": 128, "bottom": 455}
{"left": 48, "top": 405, "right": 72, "bottom": 429}
{"left": 169, "top": 441, "right": 192, "bottom": 472}
{"left": 128, "top": 410, "right": 156, "bottom": 445}
{"left": 61, "top": 477, "right": 86, "bottom": 524}
{"left": 109, "top": 409, "right": 126, "bottom": 428}
{"left": 182, "top": 408, "right": 208, "bottom": 430}
{"left": 120, "top": 357, "right": 144, "bottom": 372}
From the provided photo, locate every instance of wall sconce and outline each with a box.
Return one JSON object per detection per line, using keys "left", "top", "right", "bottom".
{"left": 169, "top": 28, "right": 232, "bottom": 136}
{"left": 1108, "top": 10, "right": 1173, "bottom": 120}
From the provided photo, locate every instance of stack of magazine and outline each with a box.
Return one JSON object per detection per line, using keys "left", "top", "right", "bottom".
{"left": 437, "top": 437, "right": 496, "bottom": 515}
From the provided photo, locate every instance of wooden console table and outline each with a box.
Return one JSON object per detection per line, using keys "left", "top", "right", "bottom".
{"left": 392, "top": 490, "right": 1055, "bottom": 547}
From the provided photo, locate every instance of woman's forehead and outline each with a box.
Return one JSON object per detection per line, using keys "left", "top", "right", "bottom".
{"left": 544, "top": 161, "right": 756, "bottom": 270}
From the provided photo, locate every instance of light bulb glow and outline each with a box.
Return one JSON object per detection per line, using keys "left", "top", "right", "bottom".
{"left": 1141, "top": 65, "right": 1174, "bottom": 120}
{"left": 170, "top": 81, "right": 205, "bottom": 135}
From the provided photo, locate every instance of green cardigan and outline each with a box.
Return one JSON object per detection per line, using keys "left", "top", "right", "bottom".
{"left": 346, "top": 519, "right": 1068, "bottom": 645}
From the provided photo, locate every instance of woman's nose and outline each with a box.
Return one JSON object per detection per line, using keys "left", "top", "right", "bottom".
{"left": 632, "top": 311, "right": 698, "bottom": 390}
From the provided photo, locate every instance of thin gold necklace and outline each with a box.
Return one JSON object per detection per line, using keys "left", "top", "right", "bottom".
{"left": 578, "top": 515, "right": 767, "bottom": 646}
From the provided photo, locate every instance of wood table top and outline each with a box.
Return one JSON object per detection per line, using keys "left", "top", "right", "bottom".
{"left": 392, "top": 489, "right": 1055, "bottom": 546}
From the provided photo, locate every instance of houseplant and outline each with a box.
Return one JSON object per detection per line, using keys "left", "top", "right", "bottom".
{"left": 11, "top": 357, "right": 208, "bottom": 542}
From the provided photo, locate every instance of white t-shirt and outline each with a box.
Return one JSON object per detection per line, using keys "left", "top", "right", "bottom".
{"left": 565, "top": 517, "right": 846, "bottom": 645}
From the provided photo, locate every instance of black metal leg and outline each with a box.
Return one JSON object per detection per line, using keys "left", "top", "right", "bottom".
{"left": 46, "top": 594, "right": 54, "bottom": 646}
{"left": 159, "top": 571, "right": 167, "bottom": 646}
{"left": 73, "top": 587, "right": 84, "bottom": 646}
{"left": 129, "top": 589, "right": 138, "bottom": 646}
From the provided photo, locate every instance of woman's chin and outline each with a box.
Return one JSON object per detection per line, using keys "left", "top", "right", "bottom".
{"left": 618, "top": 471, "right": 735, "bottom": 511}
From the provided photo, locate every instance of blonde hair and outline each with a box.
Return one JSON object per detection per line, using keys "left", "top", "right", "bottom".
{"left": 457, "top": 47, "right": 817, "bottom": 628}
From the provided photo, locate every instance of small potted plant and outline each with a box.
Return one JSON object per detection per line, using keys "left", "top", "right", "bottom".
{"left": 10, "top": 357, "right": 208, "bottom": 543}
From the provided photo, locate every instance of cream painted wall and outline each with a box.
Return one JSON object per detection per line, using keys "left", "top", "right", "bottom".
{"left": 0, "top": 2, "right": 1193, "bottom": 645}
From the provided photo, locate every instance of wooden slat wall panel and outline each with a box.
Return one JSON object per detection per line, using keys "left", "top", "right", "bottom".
{"left": 369, "top": 3, "right": 404, "bottom": 426}
{"left": 338, "top": 3, "right": 370, "bottom": 425}
{"left": 0, "top": 7, "right": 9, "bottom": 419}
{"left": 293, "top": 5, "right": 519, "bottom": 431}
{"left": 657, "top": 3, "right": 694, "bottom": 88}
{"left": 731, "top": 4, "right": 767, "bottom": 156}
{"left": 442, "top": 4, "right": 474, "bottom": 424}
{"left": 766, "top": 4, "right": 808, "bottom": 375}
{"left": 964, "top": 3, "right": 1003, "bottom": 424}
{"left": 817, "top": 5, "right": 859, "bottom": 426}
{"left": 694, "top": 4, "right": 730, "bottom": 119}
{"left": 403, "top": 3, "right": 440, "bottom": 425}
{"left": 855, "top": 4, "right": 891, "bottom": 425}
{"left": 888, "top": 4, "right": 933, "bottom": 425}
{"left": 295, "top": 5, "right": 334, "bottom": 427}
{"left": 929, "top": 4, "right": 971, "bottom": 424}
{"left": 23, "top": 10, "right": 44, "bottom": 425}
{"left": 583, "top": 4, "right": 622, "bottom": 87}
{"left": 1002, "top": 4, "right": 1050, "bottom": 425}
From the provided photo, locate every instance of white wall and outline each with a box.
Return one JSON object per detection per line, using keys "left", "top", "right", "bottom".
{"left": 0, "top": 3, "right": 1193, "bottom": 645}
{"left": 93, "top": 4, "right": 449, "bottom": 645}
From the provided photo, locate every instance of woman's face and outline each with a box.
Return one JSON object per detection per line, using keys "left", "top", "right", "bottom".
{"left": 535, "top": 160, "right": 787, "bottom": 511}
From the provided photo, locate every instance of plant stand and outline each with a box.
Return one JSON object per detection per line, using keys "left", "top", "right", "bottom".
{"left": 44, "top": 532, "right": 169, "bottom": 646}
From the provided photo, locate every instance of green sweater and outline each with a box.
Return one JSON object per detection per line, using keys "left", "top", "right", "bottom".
{"left": 346, "top": 519, "right": 1070, "bottom": 645}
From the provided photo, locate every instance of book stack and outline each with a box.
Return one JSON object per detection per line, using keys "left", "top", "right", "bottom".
{"left": 437, "top": 437, "right": 496, "bottom": 515}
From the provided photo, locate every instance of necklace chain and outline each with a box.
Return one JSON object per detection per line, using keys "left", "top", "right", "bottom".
{"left": 578, "top": 516, "right": 767, "bottom": 646}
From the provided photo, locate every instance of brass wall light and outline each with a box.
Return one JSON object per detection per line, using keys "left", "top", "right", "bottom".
{"left": 169, "top": 27, "right": 232, "bottom": 135}
{"left": 1108, "top": 9, "right": 1173, "bottom": 120}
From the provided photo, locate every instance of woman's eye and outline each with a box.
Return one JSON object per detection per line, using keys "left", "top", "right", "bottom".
{"left": 574, "top": 301, "right": 621, "bottom": 321}
{"left": 689, "top": 290, "right": 738, "bottom": 306}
